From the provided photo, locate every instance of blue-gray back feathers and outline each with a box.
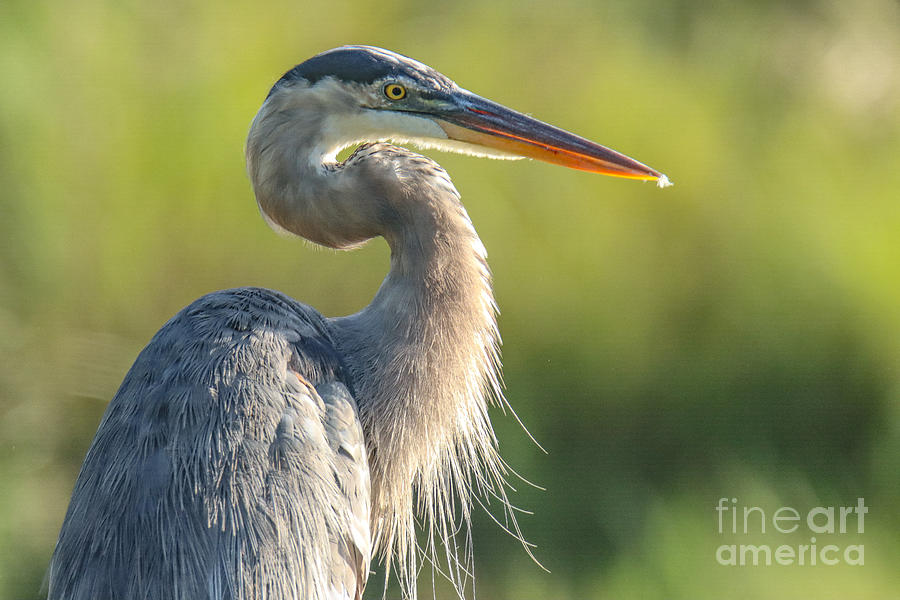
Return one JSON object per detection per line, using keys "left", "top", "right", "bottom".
{"left": 47, "top": 287, "right": 370, "bottom": 600}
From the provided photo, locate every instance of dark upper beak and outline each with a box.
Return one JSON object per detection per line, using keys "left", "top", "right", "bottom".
{"left": 433, "top": 90, "right": 670, "bottom": 186}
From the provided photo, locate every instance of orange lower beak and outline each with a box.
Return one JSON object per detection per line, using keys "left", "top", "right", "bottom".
{"left": 434, "top": 91, "right": 669, "bottom": 185}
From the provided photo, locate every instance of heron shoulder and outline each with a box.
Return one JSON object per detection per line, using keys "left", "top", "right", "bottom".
{"left": 48, "top": 286, "right": 370, "bottom": 600}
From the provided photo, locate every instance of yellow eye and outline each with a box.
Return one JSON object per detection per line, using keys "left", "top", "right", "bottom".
{"left": 383, "top": 83, "right": 407, "bottom": 100}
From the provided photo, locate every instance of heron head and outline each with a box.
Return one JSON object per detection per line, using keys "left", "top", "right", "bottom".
{"left": 261, "top": 45, "right": 669, "bottom": 185}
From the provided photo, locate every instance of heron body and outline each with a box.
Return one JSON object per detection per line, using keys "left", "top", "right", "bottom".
{"left": 48, "top": 46, "right": 667, "bottom": 599}
{"left": 48, "top": 289, "right": 371, "bottom": 599}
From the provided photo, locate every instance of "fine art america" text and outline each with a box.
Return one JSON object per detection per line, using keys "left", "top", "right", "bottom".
{"left": 714, "top": 497, "right": 867, "bottom": 566}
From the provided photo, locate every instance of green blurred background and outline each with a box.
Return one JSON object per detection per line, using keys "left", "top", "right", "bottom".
{"left": 2, "top": 0, "right": 899, "bottom": 598}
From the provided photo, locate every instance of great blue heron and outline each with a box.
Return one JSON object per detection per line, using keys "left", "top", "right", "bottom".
{"left": 47, "top": 46, "right": 668, "bottom": 600}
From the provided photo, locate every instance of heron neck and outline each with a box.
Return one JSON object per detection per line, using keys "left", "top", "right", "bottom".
{"left": 334, "top": 173, "right": 498, "bottom": 413}
{"left": 330, "top": 158, "right": 501, "bottom": 557}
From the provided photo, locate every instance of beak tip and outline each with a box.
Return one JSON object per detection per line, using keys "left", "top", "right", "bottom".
{"left": 655, "top": 173, "right": 673, "bottom": 188}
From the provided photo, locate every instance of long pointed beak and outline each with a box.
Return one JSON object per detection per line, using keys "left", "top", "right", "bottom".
{"left": 434, "top": 90, "right": 670, "bottom": 186}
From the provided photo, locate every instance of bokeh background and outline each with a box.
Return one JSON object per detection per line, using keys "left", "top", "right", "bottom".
{"left": 2, "top": 0, "right": 899, "bottom": 598}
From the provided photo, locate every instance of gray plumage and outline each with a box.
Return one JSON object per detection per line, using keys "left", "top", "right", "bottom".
{"left": 48, "top": 46, "right": 667, "bottom": 600}
{"left": 48, "top": 289, "right": 371, "bottom": 599}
